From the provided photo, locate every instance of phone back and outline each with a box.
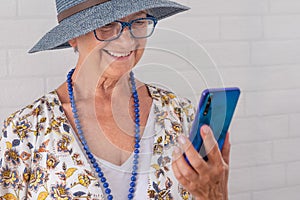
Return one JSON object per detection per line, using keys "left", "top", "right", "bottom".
{"left": 189, "top": 87, "right": 240, "bottom": 158}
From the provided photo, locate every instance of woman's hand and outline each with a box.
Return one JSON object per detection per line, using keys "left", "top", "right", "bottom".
{"left": 172, "top": 125, "right": 230, "bottom": 200}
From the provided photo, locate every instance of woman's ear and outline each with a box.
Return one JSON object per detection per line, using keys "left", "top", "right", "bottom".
{"left": 68, "top": 39, "right": 77, "bottom": 48}
{"left": 68, "top": 39, "right": 78, "bottom": 53}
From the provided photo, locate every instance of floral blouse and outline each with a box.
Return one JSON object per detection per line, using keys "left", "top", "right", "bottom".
{"left": 0, "top": 84, "right": 195, "bottom": 200}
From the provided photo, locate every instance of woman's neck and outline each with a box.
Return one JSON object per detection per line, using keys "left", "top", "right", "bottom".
{"left": 95, "top": 73, "right": 132, "bottom": 101}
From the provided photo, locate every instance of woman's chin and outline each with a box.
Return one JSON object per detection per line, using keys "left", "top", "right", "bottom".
{"left": 102, "top": 64, "right": 133, "bottom": 79}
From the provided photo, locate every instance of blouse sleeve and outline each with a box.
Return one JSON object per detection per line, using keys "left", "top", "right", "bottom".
{"left": 0, "top": 110, "right": 36, "bottom": 199}
{"left": 178, "top": 97, "right": 196, "bottom": 137}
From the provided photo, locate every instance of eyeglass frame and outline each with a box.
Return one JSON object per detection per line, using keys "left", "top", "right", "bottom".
{"left": 93, "top": 14, "right": 158, "bottom": 42}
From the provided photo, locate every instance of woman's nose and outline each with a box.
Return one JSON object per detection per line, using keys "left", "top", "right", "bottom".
{"left": 115, "top": 27, "right": 135, "bottom": 46}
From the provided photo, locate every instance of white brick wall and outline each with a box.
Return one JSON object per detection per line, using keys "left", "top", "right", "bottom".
{"left": 1, "top": 0, "right": 300, "bottom": 199}
{"left": 251, "top": 41, "right": 300, "bottom": 65}
{"left": 253, "top": 185, "right": 300, "bottom": 200}
{"left": 8, "top": 49, "right": 76, "bottom": 77}
{"left": 188, "top": 0, "right": 269, "bottom": 15}
{"left": 264, "top": 15, "right": 300, "bottom": 39}
{"left": 287, "top": 161, "right": 300, "bottom": 186}
{"left": 270, "top": 0, "right": 300, "bottom": 13}
{"left": 221, "top": 16, "right": 263, "bottom": 40}
{"left": 0, "top": 50, "right": 7, "bottom": 77}
{"left": 0, "top": 0, "right": 17, "bottom": 17}
{"left": 231, "top": 115, "right": 289, "bottom": 143}
{"left": 289, "top": 113, "right": 300, "bottom": 137}
{"left": 230, "top": 193, "right": 252, "bottom": 200}
{"left": 18, "top": 0, "right": 56, "bottom": 17}
{"left": 202, "top": 42, "right": 251, "bottom": 67}
{"left": 159, "top": 16, "right": 220, "bottom": 41}
{"left": 0, "top": 78, "right": 44, "bottom": 107}
{"left": 229, "top": 164, "right": 286, "bottom": 193}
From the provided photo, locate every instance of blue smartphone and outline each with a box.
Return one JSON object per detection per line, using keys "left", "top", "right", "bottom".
{"left": 185, "top": 87, "right": 240, "bottom": 162}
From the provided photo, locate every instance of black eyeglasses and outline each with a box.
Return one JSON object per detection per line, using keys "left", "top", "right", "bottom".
{"left": 93, "top": 14, "right": 158, "bottom": 41}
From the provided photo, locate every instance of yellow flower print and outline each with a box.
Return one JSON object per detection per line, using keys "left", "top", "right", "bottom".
{"left": 57, "top": 134, "right": 72, "bottom": 153}
{"left": 51, "top": 183, "right": 71, "bottom": 200}
{"left": 46, "top": 153, "right": 59, "bottom": 169}
{"left": 78, "top": 174, "right": 91, "bottom": 187}
{"left": 153, "top": 144, "right": 163, "bottom": 155}
{"left": 23, "top": 167, "right": 31, "bottom": 183}
{"left": 4, "top": 148, "right": 21, "bottom": 166}
{"left": 12, "top": 120, "right": 32, "bottom": 141}
{"left": 71, "top": 171, "right": 96, "bottom": 188}
{"left": 29, "top": 167, "right": 46, "bottom": 191}
{"left": 161, "top": 95, "right": 170, "bottom": 105}
{"left": 2, "top": 193, "right": 18, "bottom": 200}
{"left": 171, "top": 122, "right": 182, "bottom": 133}
{"left": 0, "top": 165, "right": 19, "bottom": 188}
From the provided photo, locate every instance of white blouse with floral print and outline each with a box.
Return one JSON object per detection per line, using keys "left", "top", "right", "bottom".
{"left": 0, "top": 84, "right": 195, "bottom": 200}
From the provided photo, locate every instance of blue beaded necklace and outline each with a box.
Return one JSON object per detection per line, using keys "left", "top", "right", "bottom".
{"left": 67, "top": 68, "right": 141, "bottom": 200}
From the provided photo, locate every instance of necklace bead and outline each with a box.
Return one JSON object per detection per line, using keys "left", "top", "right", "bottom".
{"left": 67, "top": 69, "right": 141, "bottom": 200}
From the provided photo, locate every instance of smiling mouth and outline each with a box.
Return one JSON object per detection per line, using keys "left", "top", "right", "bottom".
{"left": 103, "top": 49, "right": 132, "bottom": 58}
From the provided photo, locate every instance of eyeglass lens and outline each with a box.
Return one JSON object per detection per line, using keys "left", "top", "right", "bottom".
{"left": 95, "top": 19, "right": 155, "bottom": 41}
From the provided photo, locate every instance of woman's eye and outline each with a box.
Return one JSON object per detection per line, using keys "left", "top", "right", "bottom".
{"left": 103, "top": 23, "right": 113, "bottom": 28}
{"left": 134, "top": 20, "right": 147, "bottom": 26}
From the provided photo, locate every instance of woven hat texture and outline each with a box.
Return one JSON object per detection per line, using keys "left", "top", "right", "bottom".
{"left": 29, "top": 0, "right": 189, "bottom": 53}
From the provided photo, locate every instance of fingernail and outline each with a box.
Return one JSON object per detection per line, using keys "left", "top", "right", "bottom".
{"left": 178, "top": 135, "right": 186, "bottom": 145}
{"left": 203, "top": 126, "right": 210, "bottom": 135}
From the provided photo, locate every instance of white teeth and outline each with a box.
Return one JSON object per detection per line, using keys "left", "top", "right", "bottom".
{"left": 106, "top": 50, "right": 131, "bottom": 57}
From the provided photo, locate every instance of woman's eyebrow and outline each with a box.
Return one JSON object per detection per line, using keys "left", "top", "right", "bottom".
{"left": 134, "top": 11, "right": 147, "bottom": 17}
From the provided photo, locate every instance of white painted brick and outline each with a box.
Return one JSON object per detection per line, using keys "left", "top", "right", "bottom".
{"left": 0, "top": 107, "right": 19, "bottom": 126}
{"left": 8, "top": 49, "right": 76, "bottom": 77}
{"left": 158, "top": 16, "right": 219, "bottom": 41}
{"left": 229, "top": 193, "right": 251, "bottom": 200}
{"left": 0, "top": 0, "right": 17, "bottom": 17}
{"left": 135, "top": 65, "right": 246, "bottom": 100}
{"left": 246, "top": 90, "right": 300, "bottom": 116}
{"left": 230, "top": 142, "right": 273, "bottom": 168}
{"left": 229, "top": 167, "right": 252, "bottom": 194}
{"left": 0, "top": 19, "right": 57, "bottom": 48}
{"left": 230, "top": 115, "right": 289, "bottom": 143}
{"left": 273, "top": 138, "right": 300, "bottom": 162}
{"left": 287, "top": 161, "right": 300, "bottom": 186}
{"left": 188, "top": 0, "right": 268, "bottom": 15}
{"left": 251, "top": 41, "right": 300, "bottom": 65}
{"left": 289, "top": 113, "right": 300, "bottom": 137}
{"left": 18, "top": 0, "right": 56, "bottom": 17}
{"left": 229, "top": 164, "right": 285, "bottom": 193}
{"left": 46, "top": 76, "right": 65, "bottom": 93}
{"left": 270, "top": 0, "right": 300, "bottom": 14}
{"left": 220, "top": 65, "right": 300, "bottom": 91}
{"left": 137, "top": 66, "right": 247, "bottom": 116}
{"left": 264, "top": 15, "right": 300, "bottom": 39}
{"left": 186, "top": 41, "right": 225, "bottom": 71}
{"left": 138, "top": 42, "right": 190, "bottom": 71}
{"left": 0, "top": 50, "right": 7, "bottom": 77}
{"left": 134, "top": 66, "right": 202, "bottom": 98}
{"left": 231, "top": 93, "right": 246, "bottom": 118}
{"left": 253, "top": 185, "right": 300, "bottom": 200}
{"left": 221, "top": 16, "right": 263, "bottom": 40}
{"left": 200, "top": 42, "right": 250, "bottom": 67}
{"left": 0, "top": 78, "right": 44, "bottom": 107}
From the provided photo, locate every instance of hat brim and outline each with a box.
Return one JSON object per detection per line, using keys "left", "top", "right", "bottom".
{"left": 28, "top": 0, "right": 190, "bottom": 53}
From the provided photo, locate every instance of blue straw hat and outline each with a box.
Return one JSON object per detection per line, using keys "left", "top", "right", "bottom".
{"left": 28, "top": 0, "right": 190, "bottom": 53}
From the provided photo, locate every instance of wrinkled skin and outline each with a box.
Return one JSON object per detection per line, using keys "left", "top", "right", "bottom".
{"left": 172, "top": 125, "right": 230, "bottom": 200}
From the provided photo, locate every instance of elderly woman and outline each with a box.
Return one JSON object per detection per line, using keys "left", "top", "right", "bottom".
{"left": 0, "top": 0, "right": 230, "bottom": 199}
